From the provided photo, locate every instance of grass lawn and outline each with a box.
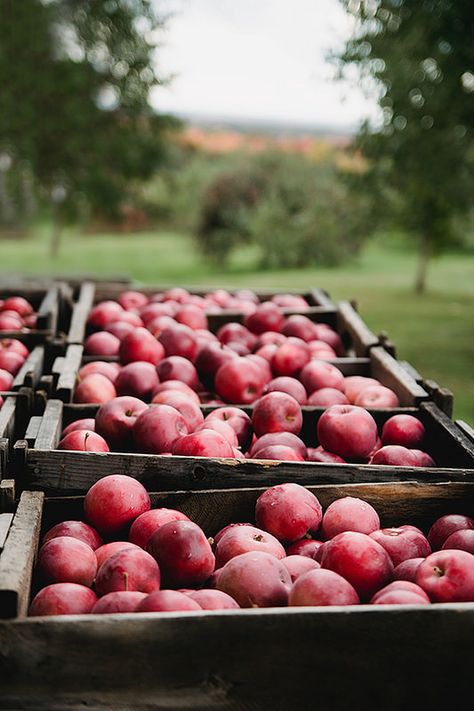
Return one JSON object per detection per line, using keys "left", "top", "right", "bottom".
{"left": 1, "top": 225, "right": 473, "bottom": 424}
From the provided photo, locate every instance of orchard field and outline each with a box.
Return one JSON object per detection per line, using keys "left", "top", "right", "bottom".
{"left": 1, "top": 226, "right": 473, "bottom": 423}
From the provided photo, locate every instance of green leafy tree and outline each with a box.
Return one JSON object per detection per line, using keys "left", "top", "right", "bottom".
{"left": 0, "top": 0, "right": 176, "bottom": 254}
{"left": 337, "top": 0, "right": 474, "bottom": 292}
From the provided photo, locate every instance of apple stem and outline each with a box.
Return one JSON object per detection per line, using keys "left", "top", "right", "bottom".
{"left": 433, "top": 566, "right": 445, "bottom": 577}
{"left": 123, "top": 572, "right": 129, "bottom": 591}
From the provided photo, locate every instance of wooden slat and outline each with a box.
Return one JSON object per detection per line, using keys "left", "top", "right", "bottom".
{"left": 456, "top": 419, "right": 474, "bottom": 444}
{"left": 0, "top": 480, "right": 15, "bottom": 513}
{"left": 370, "top": 347, "right": 429, "bottom": 406}
{"left": 0, "top": 513, "right": 13, "bottom": 551}
{"left": 12, "top": 345, "right": 45, "bottom": 390}
{"left": 24, "top": 417, "right": 43, "bottom": 447}
{"left": 34, "top": 399, "right": 63, "bottom": 450}
{"left": 66, "top": 282, "right": 96, "bottom": 344}
{"left": 55, "top": 345, "right": 83, "bottom": 403}
{"left": 0, "top": 490, "right": 44, "bottom": 618}
{"left": 35, "top": 285, "right": 59, "bottom": 333}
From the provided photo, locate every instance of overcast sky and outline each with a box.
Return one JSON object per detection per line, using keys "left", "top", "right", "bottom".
{"left": 151, "top": 0, "right": 379, "bottom": 130}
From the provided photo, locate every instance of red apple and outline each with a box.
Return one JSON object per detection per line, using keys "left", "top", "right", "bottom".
{"left": 299, "top": 360, "right": 345, "bottom": 395}
{"left": 214, "top": 358, "right": 265, "bottom": 404}
{"left": 175, "top": 304, "right": 208, "bottom": 330}
{"left": 61, "top": 418, "right": 96, "bottom": 437}
{"left": 441, "top": 529, "right": 474, "bottom": 554}
{"left": 158, "top": 324, "right": 199, "bottom": 362}
{"left": 95, "top": 547, "right": 161, "bottom": 595}
{"left": 216, "top": 323, "right": 257, "bottom": 351}
{"left": 95, "top": 542, "right": 141, "bottom": 570}
{"left": 217, "top": 551, "right": 292, "bottom": 608}
{"left": 252, "top": 392, "right": 302, "bottom": 437}
{"left": 37, "top": 536, "right": 97, "bottom": 587}
{"left": 78, "top": 361, "right": 121, "bottom": 384}
{"left": 172, "top": 429, "right": 235, "bottom": 458}
{"left": 195, "top": 419, "right": 238, "bottom": 447}
{"left": 2, "top": 296, "right": 33, "bottom": 316}
{"left": 355, "top": 384, "right": 400, "bottom": 408}
{"left": 286, "top": 539, "right": 324, "bottom": 559}
{"left": 115, "top": 361, "right": 160, "bottom": 402}
{"left": 307, "top": 388, "right": 349, "bottom": 407}
{"left": 84, "top": 474, "right": 151, "bottom": 537}
{"left": 281, "top": 315, "right": 318, "bottom": 342}
{"left": 249, "top": 432, "right": 307, "bottom": 460}
{"left": 136, "top": 590, "right": 202, "bottom": 613}
{"left": 148, "top": 520, "right": 215, "bottom": 588}
{"left": 243, "top": 302, "right": 285, "bottom": 335}
{"left": 321, "top": 496, "right": 380, "bottom": 539}
{"left": 129, "top": 508, "right": 191, "bottom": 550}
{"left": 104, "top": 320, "right": 135, "bottom": 340}
{"left": 0, "top": 338, "right": 29, "bottom": 358}
{"left": 156, "top": 356, "right": 199, "bottom": 390}
{"left": 92, "top": 591, "right": 148, "bottom": 614}
{"left": 83, "top": 331, "right": 120, "bottom": 357}
{"left": 369, "top": 526, "right": 432, "bottom": 566}
{"left": 74, "top": 373, "right": 117, "bottom": 404}
{"left": 152, "top": 380, "right": 200, "bottom": 404}
{"left": 392, "top": 557, "right": 425, "bottom": 582}
{"left": 289, "top": 568, "right": 360, "bottom": 606}
{"left": 317, "top": 405, "right": 378, "bottom": 460}
{"left": 57, "top": 430, "right": 110, "bottom": 452}
{"left": 271, "top": 338, "right": 311, "bottom": 378}
{"left": 0, "top": 368, "right": 14, "bottom": 391}
{"left": 251, "top": 445, "right": 305, "bottom": 462}
{"left": 42, "top": 520, "right": 103, "bottom": 550}
{"left": 0, "top": 350, "right": 25, "bottom": 375}
{"left": 263, "top": 376, "right": 307, "bottom": 405}
{"left": 133, "top": 404, "right": 188, "bottom": 454}
{"left": 195, "top": 342, "right": 238, "bottom": 388}
{"left": 369, "top": 445, "right": 421, "bottom": 467}
{"left": 87, "top": 301, "right": 124, "bottom": 330}
{"left": 381, "top": 414, "right": 425, "bottom": 448}
{"left": 215, "top": 525, "right": 286, "bottom": 568}
{"left": 306, "top": 446, "right": 346, "bottom": 463}
{"left": 151, "top": 390, "right": 203, "bottom": 432}
{"left": 204, "top": 407, "right": 253, "bottom": 451}
{"left": 416, "top": 549, "right": 474, "bottom": 602}
{"left": 29, "top": 583, "right": 97, "bottom": 616}
{"left": 0, "top": 313, "right": 23, "bottom": 330}
{"left": 186, "top": 589, "right": 240, "bottom": 610}
{"left": 119, "top": 327, "right": 165, "bottom": 365}
{"left": 118, "top": 290, "right": 149, "bottom": 310}
{"left": 95, "top": 396, "right": 148, "bottom": 450}
{"left": 427, "top": 514, "right": 474, "bottom": 550}
{"left": 282, "top": 555, "right": 321, "bottom": 583}
{"left": 255, "top": 483, "right": 322, "bottom": 543}
{"left": 343, "top": 376, "right": 380, "bottom": 404}
{"left": 321, "top": 531, "right": 394, "bottom": 600}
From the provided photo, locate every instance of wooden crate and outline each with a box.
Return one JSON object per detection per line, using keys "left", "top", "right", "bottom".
{"left": 1, "top": 480, "right": 474, "bottom": 709}
{"left": 50, "top": 344, "right": 429, "bottom": 409}
{"left": 66, "top": 282, "right": 384, "bottom": 357}
{"left": 0, "top": 285, "right": 60, "bottom": 341}
{"left": 12, "top": 399, "right": 474, "bottom": 495}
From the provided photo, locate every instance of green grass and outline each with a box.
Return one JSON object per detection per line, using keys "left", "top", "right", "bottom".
{"left": 1, "top": 225, "right": 473, "bottom": 424}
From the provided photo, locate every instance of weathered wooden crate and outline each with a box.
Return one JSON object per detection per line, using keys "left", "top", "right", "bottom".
{"left": 1, "top": 480, "right": 474, "bottom": 709}
{"left": 12, "top": 398, "right": 474, "bottom": 495}
{"left": 0, "top": 285, "right": 60, "bottom": 341}
{"left": 50, "top": 344, "right": 428, "bottom": 409}
{"left": 66, "top": 281, "right": 386, "bottom": 357}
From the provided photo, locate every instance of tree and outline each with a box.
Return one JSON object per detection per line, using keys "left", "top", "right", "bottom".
{"left": 0, "top": 0, "right": 177, "bottom": 254}
{"left": 337, "top": 0, "right": 474, "bottom": 292}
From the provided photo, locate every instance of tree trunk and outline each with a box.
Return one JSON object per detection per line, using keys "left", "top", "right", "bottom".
{"left": 414, "top": 233, "right": 431, "bottom": 294}
{"left": 50, "top": 208, "right": 63, "bottom": 259}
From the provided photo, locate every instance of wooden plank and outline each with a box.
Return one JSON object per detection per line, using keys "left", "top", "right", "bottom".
{"left": 24, "top": 416, "right": 43, "bottom": 447}
{"left": 420, "top": 401, "right": 474, "bottom": 466}
{"left": 0, "top": 490, "right": 44, "bottom": 618}
{"left": 370, "top": 346, "right": 429, "bottom": 406}
{"left": 309, "top": 287, "right": 335, "bottom": 308}
{"left": 55, "top": 345, "right": 83, "bottom": 403}
{"left": 0, "top": 480, "right": 15, "bottom": 513}
{"left": 66, "top": 282, "right": 96, "bottom": 345}
{"left": 12, "top": 344, "right": 45, "bottom": 390}
{"left": 336, "top": 300, "right": 380, "bottom": 356}
{"left": 0, "top": 397, "right": 17, "bottom": 440}
{"left": 34, "top": 399, "right": 63, "bottom": 450}
{"left": 1, "top": 604, "right": 474, "bottom": 709}
{"left": 36, "top": 285, "right": 59, "bottom": 334}
{"left": 0, "top": 513, "right": 13, "bottom": 551}
{"left": 456, "top": 419, "right": 474, "bottom": 444}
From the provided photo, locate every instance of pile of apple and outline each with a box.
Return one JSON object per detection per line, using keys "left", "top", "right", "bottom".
{"left": 58, "top": 388, "right": 436, "bottom": 467}
{"left": 0, "top": 337, "right": 30, "bottom": 384}
{"left": 77, "top": 289, "right": 401, "bottom": 412}
{"left": 29, "top": 475, "right": 474, "bottom": 616}
{"left": 0, "top": 295, "right": 37, "bottom": 331}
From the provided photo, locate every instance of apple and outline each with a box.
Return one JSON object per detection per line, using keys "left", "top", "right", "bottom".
{"left": 215, "top": 524, "right": 286, "bottom": 568}
{"left": 195, "top": 342, "right": 238, "bottom": 389}
{"left": 74, "top": 373, "right": 117, "bottom": 404}
{"left": 0, "top": 350, "right": 25, "bottom": 375}
{"left": 105, "top": 320, "right": 135, "bottom": 340}
{"left": 158, "top": 324, "right": 199, "bottom": 362}
{"left": 92, "top": 591, "right": 148, "bottom": 614}
{"left": 133, "top": 404, "right": 188, "bottom": 454}
{"left": 255, "top": 483, "right": 322, "bottom": 543}
{"left": 84, "top": 474, "right": 151, "bottom": 537}
{"left": 263, "top": 376, "right": 307, "bottom": 405}
{"left": 61, "top": 418, "right": 96, "bottom": 437}
{"left": 95, "top": 547, "right": 161, "bottom": 595}
{"left": 217, "top": 551, "right": 292, "bottom": 608}
{"left": 0, "top": 368, "right": 14, "bottom": 391}
{"left": 146, "top": 315, "right": 177, "bottom": 338}
{"left": 381, "top": 414, "right": 425, "bottom": 448}
{"left": 114, "top": 361, "right": 160, "bottom": 402}
{"left": 216, "top": 323, "right": 257, "bottom": 351}
{"left": 172, "top": 429, "right": 235, "bottom": 458}
{"left": 95, "top": 396, "right": 148, "bottom": 450}
{"left": 2, "top": 296, "right": 33, "bottom": 316}
{"left": 119, "top": 327, "right": 165, "bottom": 365}
{"left": 148, "top": 520, "right": 215, "bottom": 588}
{"left": 118, "top": 290, "right": 149, "bottom": 311}
{"left": 78, "top": 361, "right": 121, "bottom": 384}
{"left": 306, "top": 446, "right": 346, "bottom": 464}
{"left": 139, "top": 302, "right": 175, "bottom": 325}
{"left": 249, "top": 432, "right": 307, "bottom": 460}
{"left": 299, "top": 361, "right": 345, "bottom": 395}
{"left": 95, "top": 541, "right": 141, "bottom": 570}
{"left": 271, "top": 293, "right": 309, "bottom": 309}
{"left": 29, "top": 583, "right": 98, "bottom": 616}
{"left": 151, "top": 390, "right": 203, "bottom": 432}
{"left": 186, "top": 589, "right": 240, "bottom": 610}
{"left": 129, "top": 508, "right": 191, "bottom": 550}
{"left": 42, "top": 520, "right": 103, "bottom": 550}
{"left": 215, "top": 358, "right": 265, "bottom": 404}
{"left": 369, "top": 526, "right": 432, "bottom": 566}
{"left": 243, "top": 302, "right": 285, "bottom": 335}
{"left": 84, "top": 331, "right": 120, "bottom": 357}
{"left": 415, "top": 549, "right": 474, "bottom": 602}
{"left": 282, "top": 555, "right": 321, "bottom": 583}
{"left": 343, "top": 376, "right": 380, "bottom": 404}
{"left": 321, "top": 496, "right": 380, "bottom": 539}
{"left": 87, "top": 301, "right": 124, "bottom": 330}
{"left": 271, "top": 338, "right": 311, "bottom": 378}
{"left": 204, "top": 407, "right": 253, "bottom": 451}
{"left": 156, "top": 356, "right": 199, "bottom": 390}
{"left": 37, "top": 536, "right": 97, "bottom": 587}
{"left": 0, "top": 338, "right": 29, "bottom": 358}
{"left": 0, "top": 313, "right": 23, "bottom": 330}
{"left": 174, "top": 304, "right": 208, "bottom": 330}
{"left": 250, "top": 445, "right": 305, "bottom": 461}
{"left": 369, "top": 445, "right": 421, "bottom": 467}
{"left": 307, "top": 388, "right": 349, "bottom": 407}
{"left": 427, "top": 513, "right": 474, "bottom": 550}
{"left": 289, "top": 568, "right": 360, "bottom": 606}
{"left": 212, "top": 522, "right": 254, "bottom": 547}
{"left": 441, "top": 529, "right": 474, "bottom": 554}
{"left": 371, "top": 580, "right": 430, "bottom": 604}
{"left": 317, "top": 405, "right": 378, "bottom": 460}
{"left": 281, "top": 315, "right": 318, "bottom": 342}
{"left": 252, "top": 392, "right": 302, "bottom": 437}
{"left": 195, "top": 419, "right": 239, "bottom": 448}
{"left": 355, "top": 385, "right": 400, "bottom": 408}
{"left": 320, "top": 531, "right": 394, "bottom": 600}
{"left": 136, "top": 590, "right": 202, "bottom": 612}
{"left": 410, "top": 450, "right": 436, "bottom": 467}
{"left": 152, "top": 380, "right": 200, "bottom": 404}
{"left": 307, "top": 340, "right": 337, "bottom": 360}
{"left": 286, "top": 539, "right": 324, "bottom": 559}
{"left": 392, "top": 557, "right": 425, "bottom": 582}
{"left": 57, "top": 430, "right": 110, "bottom": 452}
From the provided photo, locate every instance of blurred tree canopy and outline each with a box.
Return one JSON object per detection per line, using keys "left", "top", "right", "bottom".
{"left": 0, "top": 0, "right": 176, "bottom": 250}
{"left": 337, "top": 0, "right": 474, "bottom": 292}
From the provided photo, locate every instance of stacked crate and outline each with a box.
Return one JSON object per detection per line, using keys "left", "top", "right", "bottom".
{"left": 0, "top": 276, "right": 473, "bottom": 710}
